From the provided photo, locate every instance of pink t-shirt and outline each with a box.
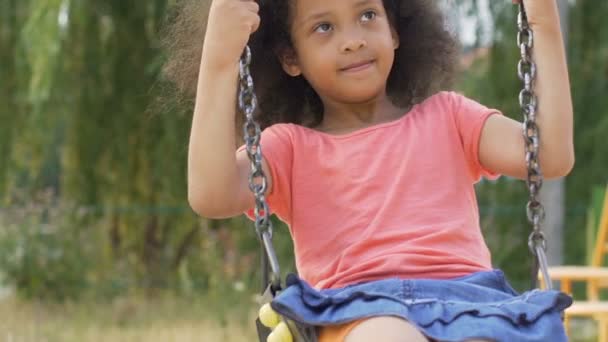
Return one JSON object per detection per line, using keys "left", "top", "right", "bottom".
{"left": 241, "top": 91, "right": 501, "bottom": 289}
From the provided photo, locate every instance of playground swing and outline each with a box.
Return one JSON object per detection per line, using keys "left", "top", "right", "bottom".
{"left": 239, "top": 3, "right": 552, "bottom": 342}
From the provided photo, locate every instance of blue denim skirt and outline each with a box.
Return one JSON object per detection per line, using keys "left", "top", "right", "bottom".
{"left": 270, "top": 269, "right": 572, "bottom": 341}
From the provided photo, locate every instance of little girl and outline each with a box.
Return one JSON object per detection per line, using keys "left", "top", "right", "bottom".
{"left": 171, "top": 0, "right": 575, "bottom": 340}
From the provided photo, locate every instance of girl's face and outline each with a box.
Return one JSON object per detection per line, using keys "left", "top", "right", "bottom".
{"left": 282, "top": 0, "right": 399, "bottom": 105}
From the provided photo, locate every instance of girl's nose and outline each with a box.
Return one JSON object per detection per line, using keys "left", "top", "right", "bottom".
{"left": 340, "top": 36, "right": 367, "bottom": 53}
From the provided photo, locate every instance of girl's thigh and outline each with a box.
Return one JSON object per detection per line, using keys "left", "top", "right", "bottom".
{"left": 344, "top": 316, "right": 428, "bottom": 342}
{"left": 342, "top": 316, "right": 494, "bottom": 342}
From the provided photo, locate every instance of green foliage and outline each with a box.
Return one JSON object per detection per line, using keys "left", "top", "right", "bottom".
{"left": 0, "top": 191, "right": 95, "bottom": 300}
{"left": 0, "top": 0, "right": 205, "bottom": 296}
{"left": 0, "top": 0, "right": 29, "bottom": 195}
{"left": 21, "top": 0, "right": 64, "bottom": 106}
{"left": 567, "top": 0, "right": 608, "bottom": 255}
{"left": 0, "top": 190, "right": 269, "bottom": 300}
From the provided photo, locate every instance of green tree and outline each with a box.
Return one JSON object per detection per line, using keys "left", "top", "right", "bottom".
{"left": 1, "top": 0, "right": 211, "bottom": 294}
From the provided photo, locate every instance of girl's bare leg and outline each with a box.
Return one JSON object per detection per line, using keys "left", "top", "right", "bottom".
{"left": 344, "top": 316, "right": 494, "bottom": 342}
{"left": 344, "top": 316, "right": 429, "bottom": 342}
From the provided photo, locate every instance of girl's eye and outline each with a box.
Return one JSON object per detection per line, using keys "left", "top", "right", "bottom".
{"left": 314, "top": 23, "right": 333, "bottom": 33}
{"left": 361, "top": 10, "right": 377, "bottom": 22}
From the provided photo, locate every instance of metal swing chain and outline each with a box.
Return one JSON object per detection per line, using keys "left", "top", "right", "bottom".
{"left": 239, "top": 46, "right": 282, "bottom": 292}
{"left": 517, "top": 3, "right": 551, "bottom": 291}
{"left": 240, "top": 46, "right": 317, "bottom": 342}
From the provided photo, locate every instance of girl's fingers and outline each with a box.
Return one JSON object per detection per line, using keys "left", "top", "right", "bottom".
{"left": 237, "top": 0, "right": 259, "bottom": 33}
{"left": 242, "top": 0, "right": 259, "bottom": 13}
{"left": 250, "top": 13, "right": 261, "bottom": 33}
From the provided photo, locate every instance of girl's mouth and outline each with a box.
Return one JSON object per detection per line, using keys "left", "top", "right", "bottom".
{"left": 340, "top": 60, "right": 375, "bottom": 73}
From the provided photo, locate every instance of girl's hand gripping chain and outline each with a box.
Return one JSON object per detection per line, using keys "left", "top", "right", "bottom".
{"left": 511, "top": 0, "right": 562, "bottom": 27}
{"left": 202, "top": 0, "right": 260, "bottom": 71}
{"left": 259, "top": 303, "right": 293, "bottom": 342}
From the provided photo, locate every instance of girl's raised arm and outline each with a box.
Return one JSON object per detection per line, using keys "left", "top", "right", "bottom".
{"left": 187, "top": 0, "right": 269, "bottom": 218}
{"left": 478, "top": 0, "right": 574, "bottom": 180}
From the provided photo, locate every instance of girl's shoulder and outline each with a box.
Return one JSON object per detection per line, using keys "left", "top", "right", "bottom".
{"left": 419, "top": 91, "right": 491, "bottom": 119}
{"left": 407, "top": 91, "right": 459, "bottom": 122}
{"left": 264, "top": 122, "right": 319, "bottom": 140}
{"left": 420, "top": 90, "right": 467, "bottom": 108}
{"left": 261, "top": 123, "right": 303, "bottom": 147}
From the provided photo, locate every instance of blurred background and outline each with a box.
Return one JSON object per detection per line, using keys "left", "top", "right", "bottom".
{"left": 0, "top": 0, "right": 606, "bottom": 341}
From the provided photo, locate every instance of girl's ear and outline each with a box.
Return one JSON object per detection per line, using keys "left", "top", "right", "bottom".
{"left": 279, "top": 48, "right": 302, "bottom": 77}
{"left": 391, "top": 26, "right": 400, "bottom": 50}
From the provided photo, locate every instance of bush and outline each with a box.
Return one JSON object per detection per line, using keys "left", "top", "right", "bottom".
{"left": 0, "top": 190, "right": 96, "bottom": 301}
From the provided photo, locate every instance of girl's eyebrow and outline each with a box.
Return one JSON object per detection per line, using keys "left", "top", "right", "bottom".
{"left": 300, "top": 10, "right": 331, "bottom": 27}
{"left": 353, "top": 0, "right": 382, "bottom": 10}
{"left": 298, "top": 0, "right": 379, "bottom": 27}
{"left": 354, "top": 0, "right": 379, "bottom": 7}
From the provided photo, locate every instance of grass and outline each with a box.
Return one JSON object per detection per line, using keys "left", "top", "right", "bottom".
{"left": 0, "top": 293, "right": 258, "bottom": 342}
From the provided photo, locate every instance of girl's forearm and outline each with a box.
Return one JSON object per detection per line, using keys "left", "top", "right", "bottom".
{"left": 530, "top": 8, "right": 575, "bottom": 175}
{"left": 188, "top": 57, "right": 240, "bottom": 216}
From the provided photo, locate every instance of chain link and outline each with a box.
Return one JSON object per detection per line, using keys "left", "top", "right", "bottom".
{"left": 517, "top": 4, "right": 551, "bottom": 290}
{"left": 239, "top": 46, "right": 282, "bottom": 290}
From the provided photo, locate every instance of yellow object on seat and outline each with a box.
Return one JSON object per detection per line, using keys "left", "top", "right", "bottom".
{"left": 260, "top": 303, "right": 281, "bottom": 329}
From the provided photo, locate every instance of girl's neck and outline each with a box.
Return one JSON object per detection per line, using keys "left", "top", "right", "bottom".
{"left": 314, "top": 96, "right": 408, "bottom": 135}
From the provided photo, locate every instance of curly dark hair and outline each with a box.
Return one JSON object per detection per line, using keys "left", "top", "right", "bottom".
{"left": 161, "top": 0, "right": 460, "bottom": 130}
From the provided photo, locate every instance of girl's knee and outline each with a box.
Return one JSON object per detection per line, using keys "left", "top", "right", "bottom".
{"left": 344, "top": 316, "right": 429, "bottom": 342}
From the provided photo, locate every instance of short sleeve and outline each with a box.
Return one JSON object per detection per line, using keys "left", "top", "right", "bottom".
{"left": 237, "top": 124, "right": 292, "bottom": 222}
{"left": 448, "top": 91, "right": 502, "bottom": 182}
